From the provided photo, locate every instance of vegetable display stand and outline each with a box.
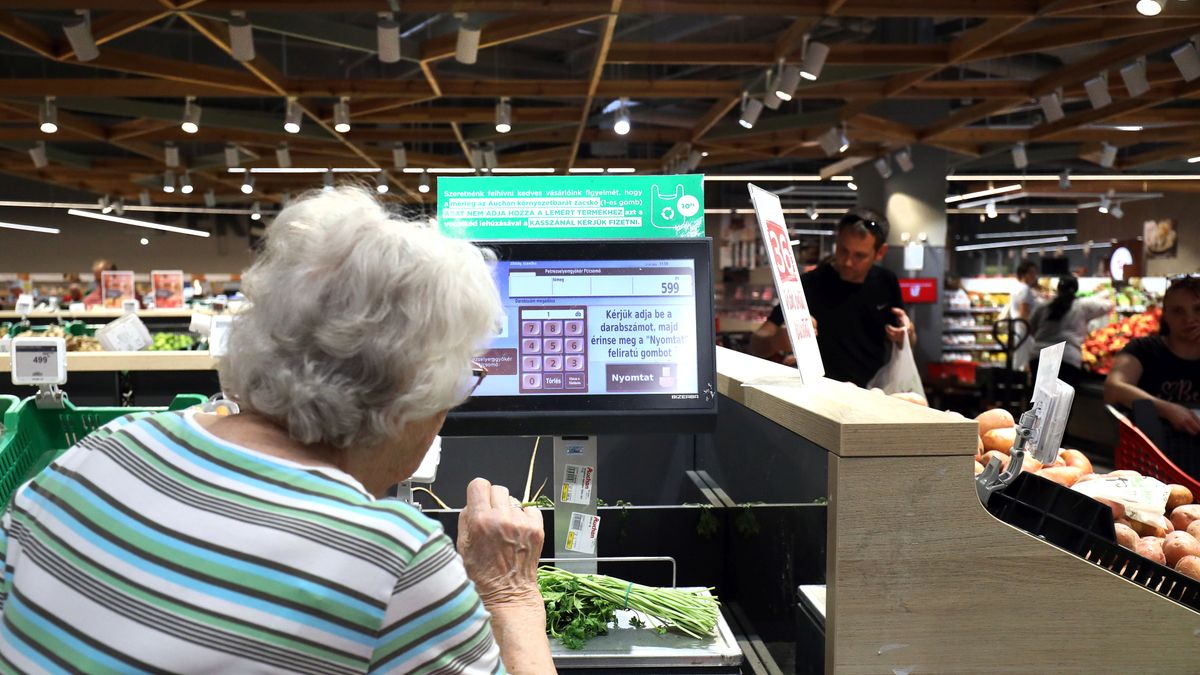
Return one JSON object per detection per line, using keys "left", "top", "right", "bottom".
{"left": 715, "top": 347, "right": 1200, "bottom": 674}
{"left": 0, "top": 393, "right": 206, "bottom": 504}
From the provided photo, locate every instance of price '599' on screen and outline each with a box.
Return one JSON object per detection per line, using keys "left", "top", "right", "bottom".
{"left": 765, "top": 220, "right": 799, "bottom": 283}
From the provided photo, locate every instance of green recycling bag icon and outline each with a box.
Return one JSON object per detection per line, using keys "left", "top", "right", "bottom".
{"left": 651, "top": 184, "right": 702, "bottom": 230}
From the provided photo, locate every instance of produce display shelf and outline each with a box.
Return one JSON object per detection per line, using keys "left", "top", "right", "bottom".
{"left": 941, "top": 344, "right": 1001, "bottom": 351}
{"left": 0, "top": 309, "right": 198, "bottom": 320}
{"left": 942, "top": 326, "right": 994, "bottom": 333}
{"left": 0, "top": 351, "right": 217, "bottom": 372}
{"left": 943, "top": 307, "right": 1005, "bottom": 314}
{"left": 551, "top": 592, "right": 741, "bottom": 671}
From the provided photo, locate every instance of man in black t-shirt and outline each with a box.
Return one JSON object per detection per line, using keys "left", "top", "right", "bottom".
{"left": 1105, "top": 276, "right": 1200, "bottom": 435}
{"left": 750, "top": 208, "right": 915, "bottom": 386}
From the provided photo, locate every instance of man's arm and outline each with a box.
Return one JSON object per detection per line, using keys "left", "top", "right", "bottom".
{"left": 1105, "top": 353, "right": 1200, "bottom": 435}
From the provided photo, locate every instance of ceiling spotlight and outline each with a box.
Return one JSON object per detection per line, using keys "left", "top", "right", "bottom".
{"left": 800, "top": 39, "right": 830, "bottom": 81}
{"left": 818, "top": 127, "right": 843, "bottom": 155}
{"left": 874, "top": 157, "right": 893, "bottom": 179}
{"left": 377, "top": 12, "right": 401, "bottom": 64}
{"left": 100, "top": 195, "right": 112, "bottom": 214}
{"left": 418, "top": 171, "right": 431, "bottom": 194}
{"left": 229, "top": 11, "right": 255, "bottom": 62}
{"left": 180, "top": 172, "right": 194, "bottom": 194}
{"left": 224, "top": 143, "right": 239, "bottom": 168}
{"left": 240, "top": 173, "right": 254, "bottom": 195}
{"left": 495, "top": 97, "right": 512, "bottom": 133}
{"left": 763, "top": 71, "right": 782, "bottom": 111}
{"left": 1084, "top": 74, "right": 1112, "bottom": 110}
{"left": 775, "top": 65, "right": 803, "bottom": 102}
{"left": 250, "top": 202, "right": 262, "bottom": 220}
{"left": 275, "top": 142, "right": 291, "bottom": 168}
{"left": 323, "top": 171, "right": 334, "bottom": 192}
{"left": 203, "top": 189, "right": 216, "bottom": 208}
{"left": 284, "top": 98, "right": 303, "bottom": 134}
{"left": 738, "top": 98, "right": 763, "bottom": 129}
{"left": 376, "top": 173, "right": 389, "bottom": 193}
{"left": 392, "top": 143, "right": 407, "bottom": 169}
{"left": 1012, "top": 142, "right": 1028, "bottom": 170}
{"left": 181, "top": 96, "right": 201, "bottom": 133}
{"left": 163, "top": 170, "right": 176, "bottom": 193}
{"left": 1099, "top": 195, "right": 1111, "bottom": 214}
{"left": 1038, "top": 92, "right": 1065, "bottom": 123}
{"left": 986, "top": 200, "right": 998, "bottom": 219}
{"left": 483, "top": 144, "right": 498, "bottom": 171}
{"left": 1008, "top": 213, "right": 1022, "bottom": 224}
{"left": 469, "top": 143, "right": 483, "bottom": 171}
{"left": 846, "top": 180, "right": 858, "bottom": 191}
{"left": 1059, "top": 169, "right": 1071, "bottom": 189}
{"left": 455, "top": 13, "right": 480, "bottom": 65}
{"left": 29, "top": 142, "right": 48, "bottom": 169}
{"left": 164, "top": 142, "right": 180, "bottom": 168}
{"left": 1120, "top": 58, "right": 1150, "bottom": 97}
{"left": 140, "top": 237, "right": 149, "bottom": 246}
{"left": 807, "top": 204, "right": 819, "bottom": 220}
{"left": 1111, "top": 202, "right": 1124, "bottom": 219}
{"left": 1100, "top": 141, "right": 1118, "bottom": 168}
{"left": 1136, "top": 0, "right": 1165, "bottom": 16}
{"left": 113, "top": 198, "right": 124, "bottom": 217}
{"left": 894, "top": 147, "right": 914, "bottom": 173}
{"left": 62, "top": 10, "right": 98, "bottom": 62}
{"left": 1189, "top": 155, "right": 1200, "bottom": 163}
{"left": 333, "top": 98, "right": 351, "bottom": 133}
{"left": 1172, "top": 40, "right": 1200, "bottom": 82}
{"left": 686, "top": 149, "right": 703, "bottom": 171}
{"left": 139, "top": 190, "right": 150, "bottom": 207}
{"left": 39, "top": 96, "right": 57, "bottom": 134}
{"left": 613, "top": 100, "right": 631, "bottom": 136}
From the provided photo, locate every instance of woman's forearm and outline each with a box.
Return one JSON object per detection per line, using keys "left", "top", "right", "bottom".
{"left": 1104, "top": 377, "right": 1158, "bottom": 409}
{"left": 488, "top": 598, "right": 555, "bottom": 674}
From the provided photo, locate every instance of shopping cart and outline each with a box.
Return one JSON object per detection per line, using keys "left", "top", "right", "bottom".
{"left": 1108, "top": 403, "right": 1200, "bottom": 495}
{"left": 0, "top": 393, "right": 206, "bottom": 506}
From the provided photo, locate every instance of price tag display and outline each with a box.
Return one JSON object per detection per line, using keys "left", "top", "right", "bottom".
{"left": 14, "top": 295, "right": 33, "bottom": 315}
{"left": 748, "top": 184, "right": 824, "bottom": 384}
{"left": 68, "top": 302, "right": 85, "bottom": 313}
{"left": 189, "top": 312, "right": 212, "bottom": 336}
{"left": 11, "top": 337, "right": 67, "bottom": 385}
{"left": 95, "top": 313, "right": 152, "bottom": 352}
{"left": 560, "top": 464, "right": 595, "bottom": 505}
{"left": 209, "top": 315, "right": 234, "bottom": 357}
{"left": 564, "top": 512, "right": 600, "bottom": 555}
{"left": 122, "top": 299, "right": 139, "bottom": 315}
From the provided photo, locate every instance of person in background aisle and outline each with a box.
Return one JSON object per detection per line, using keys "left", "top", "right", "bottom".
{"left": 81, "top": 258, "right": 116, "bottom": 308}
{"left": 1006, "top": 259, "right": 1043, "bottom": 372}
{"left": 751, "top": 208, "right": 915, "bottom": 386}
{"left": 1029, "top": 274, "right": 1113, "bottom": 388}
{"left": 0, "top": 187, "right": 554, "bottom": 674}
{"left": 1105, "top": 275, "right": 1200, "bottom": 435}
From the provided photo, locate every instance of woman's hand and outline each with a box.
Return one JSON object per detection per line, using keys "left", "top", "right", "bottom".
{"left": 457, "top": 477, "right": 545, "bottom": 609}
{"left": 1161, "top": 401, "right": 1200, "bottom": 435}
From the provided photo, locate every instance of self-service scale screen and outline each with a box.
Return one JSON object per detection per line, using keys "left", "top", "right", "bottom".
{"left": 445, "top": 239, "right": 716, "bottom": 435}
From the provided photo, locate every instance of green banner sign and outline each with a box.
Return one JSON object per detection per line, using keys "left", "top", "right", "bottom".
{"left": 437, "top": 174, "right": 704, "bottom": 240}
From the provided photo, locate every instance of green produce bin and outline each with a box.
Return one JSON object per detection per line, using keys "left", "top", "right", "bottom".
{"left": 0, "top": 393, "right": 206, "bottom": 506}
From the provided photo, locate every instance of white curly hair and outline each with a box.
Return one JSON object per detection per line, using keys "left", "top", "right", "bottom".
{"left": 217, "top": 186, "right": 501, "bottom": 450}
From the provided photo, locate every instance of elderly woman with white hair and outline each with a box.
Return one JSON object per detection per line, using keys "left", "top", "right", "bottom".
{"left": 0, "top": 188, "right": 554, "bottom": 673}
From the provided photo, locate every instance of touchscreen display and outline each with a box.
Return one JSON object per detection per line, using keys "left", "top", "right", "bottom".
{"left": 474, "top": 259, "right": 699, "bottom": 398}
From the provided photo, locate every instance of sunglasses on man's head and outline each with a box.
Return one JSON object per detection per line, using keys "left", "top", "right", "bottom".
{"left": 839, "top": 215, "right": 882, "bottom": 235}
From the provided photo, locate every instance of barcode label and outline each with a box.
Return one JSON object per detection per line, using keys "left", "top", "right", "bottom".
{"left": 560, "top": 464, "right": 594, "bottom": 505}
{"left": 565, "top": 512, "right": 599, "bottom": 554}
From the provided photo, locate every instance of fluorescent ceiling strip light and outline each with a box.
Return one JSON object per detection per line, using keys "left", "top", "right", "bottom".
{"left": 490, "top": 167, "right": 556, "bottom": 174}
{"left": 67, "top": 209, "right": 211, "bottom": 238}
{"left": 945, "top": 184, "right": 1022, "bottom": 204}
{"left": 0, "top": 221, "right": 59, "bottom": 234}
{"left": 956, "top": 192, "right": 1028, "bottom": 210}
{"left": 0, "top": 200, "right": 257, "bottom": 215}
{"left": 790, "top": 228, "right": 836, "bottom": 235}
{"left": 955, "top": 236, "right": 1069, "bottom": 252}
{"left": 402, "top": 168, "right": 426, "bottom": 174}
{"left": 949, "top": 174, "right": 1200, "bottom": 181}
{"left": 606, "top": 168, "right": 637, "bottom": 173}
{"left": 977, "top": 228, "right": 1078, "bottom": 239}
{"left": 225, "top": 167, "right": 382, "bottom": 174}
{"left": 1024, "top": 242, "right": 1113, "bottom": 253}
{"left": 569, "top": 168, "right": 606, "bottom": 173}
{"left": 428, "top": 168, "right": 477, "bottom": 174}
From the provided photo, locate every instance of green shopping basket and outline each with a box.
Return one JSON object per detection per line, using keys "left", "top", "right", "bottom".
{"left": 0, "top": 393, "right": 207, "bottom": 506}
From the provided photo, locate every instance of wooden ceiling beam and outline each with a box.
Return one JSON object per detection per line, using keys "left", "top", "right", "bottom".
{"left": 971, "top": 19, "right": 1200, "bottom": 62}
{"left": 421, "top": 14, "right": 608, "bottom": 62}
{"left": 354, "top": 107, "right": 581, "bottom": 124}
{"left": 0, "top": 11, "right": 55, "bottom": 58}
{"left": 567, "top": 0, "right": 621, "bottom": 170}
{"left": 79, "top": 48, "right": 274, "bottom": 95}
{"left": 56, "top": 10, "right": 186, "bottom": 61}
{"left": 773, "top": 17, "right": 821, "bottom": 62}
{"left": 847, "top": 114, "right": 918, "bottom": 143}
{"left": 881, "top": 18, "right": 1030, "bottom": 99}
{"left": 1032, "top": 78, "right": 1200, "bottom": 141}
{"left": 1119, "top": 142, "right": 1200, "bottom": 169}
{"left": 608, "top": 42, "right": 948, "bottom": 66}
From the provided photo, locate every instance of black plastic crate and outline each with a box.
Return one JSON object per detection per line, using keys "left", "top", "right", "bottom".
{"left": 986, "top": 472, "right": 1200, "bottom": 612}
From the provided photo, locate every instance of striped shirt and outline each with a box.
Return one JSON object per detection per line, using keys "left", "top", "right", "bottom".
{"left": 0, "top": 410, "right": 505, "bottom": 674}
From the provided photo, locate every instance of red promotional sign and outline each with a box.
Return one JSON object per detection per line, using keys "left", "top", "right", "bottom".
{"left": 899, "top": 278, "right": 938, "bottom": 304}
{"left": 764, "top": 219, "right": 800, "bottom": 283}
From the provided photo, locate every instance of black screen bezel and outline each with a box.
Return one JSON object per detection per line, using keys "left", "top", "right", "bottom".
{"left": 442, "top": 238, "right": 716, "bottom": 436}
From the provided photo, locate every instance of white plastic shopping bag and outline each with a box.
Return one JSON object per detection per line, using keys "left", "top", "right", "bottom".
{"left": 867, "top": 334, "right": 926, "bottom": 400}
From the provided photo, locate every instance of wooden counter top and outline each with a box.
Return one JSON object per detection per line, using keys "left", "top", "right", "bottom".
{"left": 0, "top": 351, "right": 217, "bottom": 372}
{"left": 715, "top": 346, "right": 977, "bottom": 458}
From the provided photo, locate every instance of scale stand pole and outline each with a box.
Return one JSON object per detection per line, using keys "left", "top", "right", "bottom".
{"left": 553, "top": 436, "right": 598, "bottom": 574}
